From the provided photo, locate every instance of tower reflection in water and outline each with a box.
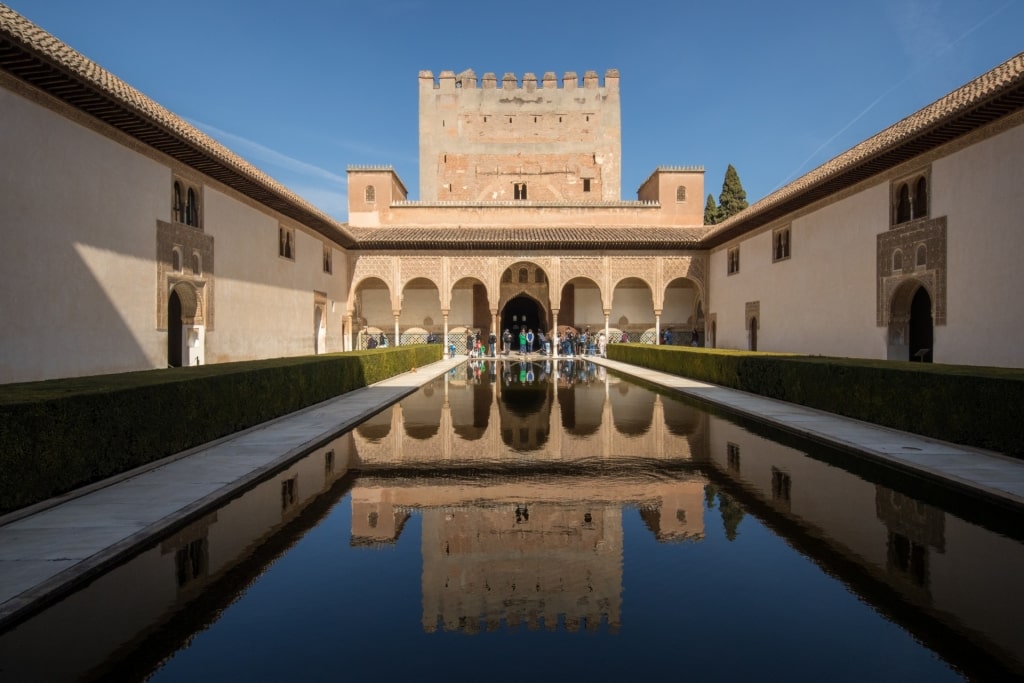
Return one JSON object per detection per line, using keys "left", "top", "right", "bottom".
{"left": 3, "top": 359, "right": 1024, "bottom": 681}
{"left": 351, "top": 359, "right": 709, "bottom": 634}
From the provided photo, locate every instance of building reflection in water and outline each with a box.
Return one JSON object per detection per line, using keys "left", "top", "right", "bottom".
{"left": 2, "top": 360, "right": 1024, "bottom": 680}
{"left": 352, "top": 359, "right": 709, "bottom": 633}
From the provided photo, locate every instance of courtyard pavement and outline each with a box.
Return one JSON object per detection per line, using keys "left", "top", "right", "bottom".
{"left": 2, "top": 354, "right": 1024, "bottom": 629}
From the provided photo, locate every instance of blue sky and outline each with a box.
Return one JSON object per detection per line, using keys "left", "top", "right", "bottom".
{"left": 6, "top": 0, "right": 1022, "bottom": 221}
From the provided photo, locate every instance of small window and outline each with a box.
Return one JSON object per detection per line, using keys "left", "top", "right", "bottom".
{"left": 191, "top": 252, "right": 201, "bottom": 275}
{"left": 502, "top": 270, "right": 512, "bottom": 283}
{"left": 518, "top": 268, "right": 528, "bottom": 283}
{"left": 323, "top": 245, "right": 332, "bottom": 274}
{"left": 727, "top": 247, "right": 740, "bottom": 275}
{"left": 772, "top": 227, "right": 791, "bottom": 262}
{"left": 172, "top": 181, "right": 184, "bottom": 223}
{"left": 279, "top": 226, "right": 294, "bottom": 259}
{"left": 892, "top": 170, "right": 929, "bottom": 226}
{"left": 185, "top": 187, "right": 200, "bottom": 227}
{"left": 281, "top": 477, "right": 297, "bottom": 510}
{"left": 893, "top": 249, "right": 903, "bottom": 271}
{"left": 583, "top": 178, "right": 591, "bottom": 193}
{"left": 171, "top": 247, "right": 182, "bottom": 272}
{"left": 676, "top": 185, "right": 686, "bottom": 202}
{"left": 365, "top": 185, "right": 376, "bottom": 203}
{"left": 514, "top": 183, "right": 528, "bottom": 200}
{"left": 916, "top": 244, "right": 927, "bottom": 268}
{"left": 913, "top": 177, "right": 928, "bottom": 220}
{"left": 535, "top": 270, "right": 545, "bottom": 283}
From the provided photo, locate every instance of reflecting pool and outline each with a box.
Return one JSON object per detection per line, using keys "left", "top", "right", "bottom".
{"left": 2, "top": 359, "right": 1023, "bottom": 681}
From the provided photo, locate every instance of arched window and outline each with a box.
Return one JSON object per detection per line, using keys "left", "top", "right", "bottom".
{"left": 502, "top": 270, "right": 512, "bottom": 283}
{"left": 535, "top": 270, "right": 545, "bottom": 283}
{"left": 173, "top": 181, "right": 184, "bottom": 223}
{"left": 192, "top": 252, "right": 201, "bottom": 275}
{"left": 676, "top": 185, "right": 686, "bottom": 202}
{"left": 916, "top": 244, "right": 927, "bottom": 268}
{"left": 186, "top": 187, "right": 199, "bottom": 227}
{"left": 913, "top": 176, "right": 928, "bottom": 219}
{"left": 171, "top": 247, "right": 182, "bottom": 272}
{"left": 365, "top": 185, "right": 376, "bottom": 203}
{"left": 893, "top": 249, "right": 903, "bottom": 271}
{"left": 896, "top": 183, "right": 911, "bottom": 224}
{"left": 518, "top": 268, "right": 528, "bottom": 283}
{"left": 514, "top": 183, "right": 527, "bottom": 200}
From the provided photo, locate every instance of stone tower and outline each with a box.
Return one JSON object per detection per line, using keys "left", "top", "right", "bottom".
{"left": 418, "top": 69, "right": 621, "bottom": 202}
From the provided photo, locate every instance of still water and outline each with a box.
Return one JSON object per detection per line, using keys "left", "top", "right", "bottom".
{"left": 2, "top": 359, "right": 1023, "bottom": 682}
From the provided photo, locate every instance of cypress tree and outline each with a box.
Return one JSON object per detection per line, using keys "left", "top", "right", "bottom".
{"left": 717, "top": 164, "right": 748, "bottom": 220}
{"left": 704, "top": 194, "right": 720, "bottom": 225}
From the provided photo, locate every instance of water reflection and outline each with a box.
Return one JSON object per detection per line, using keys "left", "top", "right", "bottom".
{"left": 1, "top": 361, "right": 1023, "bottom": 680}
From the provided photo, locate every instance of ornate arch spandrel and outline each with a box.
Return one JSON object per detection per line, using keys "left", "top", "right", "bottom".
{"left": 349, "top": 255, "right": 397, "bottom": 312}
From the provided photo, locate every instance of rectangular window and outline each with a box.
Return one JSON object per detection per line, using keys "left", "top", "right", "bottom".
{"left": 514, "top": 183, "right": 528, "bottom": 200}
{"left": 771, "top": 467, "right": 791, "bottom": 504}
{"left": 281, "top": 476, "right": 297, "bottom": 510}
{"left": 727, "top": 247, "right": 740, "bottom": 275}
{"left": 279, "top": 226, "right": 295, "bottom": 260}
{"left": 582, "top": 178, "right": 591, "bottom": 193}
{"left": 323, "top": 244, "right": 332, "bottom": 274}
{"left": 772, "top": 227, "right": 791, "bottom": 262}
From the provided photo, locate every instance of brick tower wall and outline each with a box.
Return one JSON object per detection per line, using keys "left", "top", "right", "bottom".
{"left": 419, "top": 69, "right": 621, "bottom": 202}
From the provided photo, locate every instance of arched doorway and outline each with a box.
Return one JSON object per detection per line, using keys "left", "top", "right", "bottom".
{"left": 502, "top": 294, "right": 545, "bottom": 351}
{"left": 168, "top": 289, "right": 183, "bottom": 367}
{"left": 909, "top": 287, "right": 933, "bottom": 362}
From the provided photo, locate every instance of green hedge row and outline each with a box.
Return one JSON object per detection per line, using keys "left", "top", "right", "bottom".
{"left": 0, "top": 345, "right": 441, "bottom": 514}
{"left": 607, "top": 344, "right": 1024, "bottom": 458}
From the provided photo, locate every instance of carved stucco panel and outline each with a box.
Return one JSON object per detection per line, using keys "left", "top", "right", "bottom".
{"left": 876, "top": 216, "right": 947, "bottom": 326}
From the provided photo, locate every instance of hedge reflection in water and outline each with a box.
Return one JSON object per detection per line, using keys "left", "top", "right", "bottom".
{"left": 2, "top": 359, "right": 1023, "bottom": 682}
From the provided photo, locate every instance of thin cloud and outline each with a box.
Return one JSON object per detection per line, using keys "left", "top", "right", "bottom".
{"left": 188, "top": 118, "right": 348, "bottom": 185}
{"left": 772, "top": 0, "right": 1015, "bottom": 191}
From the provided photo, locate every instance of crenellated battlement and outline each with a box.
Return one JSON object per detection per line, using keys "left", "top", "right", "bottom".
{"left": 419, "top": 69, "right": 619, "bottom": 92}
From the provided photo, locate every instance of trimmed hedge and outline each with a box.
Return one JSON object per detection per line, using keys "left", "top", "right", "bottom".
{"left": 607, "top": 344, "right": 1024, "bottom": 458}
{"left": 0, "top": 345, "right": 441, "bottom": 514}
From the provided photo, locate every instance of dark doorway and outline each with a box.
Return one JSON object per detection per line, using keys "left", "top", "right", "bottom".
{"left": 749, "top": 317, "right": 758, "bottom": 352}
{"left": 909, "top": 287, "right": 933, "bottom": 362}
{"left": 502, "top": 295, "right": 544, "bottom": 351}
{"left": 168, "top": 290, "right": 183, "bottom": 367}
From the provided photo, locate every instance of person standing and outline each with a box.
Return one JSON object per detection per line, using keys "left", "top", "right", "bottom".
{"left": 503, "top": 329, "right": 512, "bottom": 356}
{"left": 488, "top": 330, "right": 497, "bottom": 357}
{"left": 518, "top": 329, "right": 527, "bottom": 355}
{"left": 598, "top": 332, "right": 607, "bottom": 358}
{"left": 526, "top": 328, "right": 535, "bottom": 353}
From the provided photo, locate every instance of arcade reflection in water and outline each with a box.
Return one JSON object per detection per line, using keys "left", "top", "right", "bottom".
{"left": 1, "top": 360, "right": 1023, "bottom": 680}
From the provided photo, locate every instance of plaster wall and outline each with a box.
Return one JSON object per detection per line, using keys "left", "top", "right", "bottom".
{"left": 202, "top": 189, "right": 348, "bottom": 362}
{"left": 932, "top": 123, "right": 1024, "bottom": 366}
{"left": 709, "top": 186, "right": 889, "bottom": 357}
{"left": 0, "top": 86, "right": 168, "bottom": 383}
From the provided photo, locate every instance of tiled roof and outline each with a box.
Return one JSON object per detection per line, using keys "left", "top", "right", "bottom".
{"left": 351, "top": 226, "right": 707, "bottom": 250}
{"left": 0, "top": 5, "right": 356, "bottom": 247}
{"left": 702, "top": 51, "right": 1024, "bottom": 247}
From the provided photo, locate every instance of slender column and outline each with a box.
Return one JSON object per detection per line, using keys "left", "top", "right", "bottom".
{"left": 344, "top": 314, "right": 353, "bottom": 351}
{"left": 655, "top": 310, "right": 662, "bottom": 345}
{"left": 442, "top": 310, "right": 449, "bottom": 353}
{"left": 604, "top": 310, "right": 610, "bottom": 348}
{"left": 491, "top": 309, "right": 499, "bottom": 356}
{"left": 551, "top": 309, "right": 559, "bottom": 357}
{"left": 393, "top": 313, "right": 401, "bottom": 346}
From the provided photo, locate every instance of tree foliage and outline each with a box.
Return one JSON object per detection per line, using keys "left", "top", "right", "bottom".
{"left": 717, "top": 164, "right": 748, "bottom": 220}
{"left": 704, "top": 194, "right": 721, "bottom": 225}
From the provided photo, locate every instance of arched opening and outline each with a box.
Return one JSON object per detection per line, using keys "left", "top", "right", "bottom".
{"left": 502, "top": 294, "right": 545, "bottom": 351}
{"left": 611, "top": 277, "right": 655, "bottom": 343}
{"left": 909, "top": 287, "right": 933, "bottom": 362}
{"left": 896, "top": 183, "right": 911, "bottom": 224}
{"left": 558, "top": 276, "right": 601, "bottom": 337}
{"left": 749, "top": 316, "right": 758, "bottom": 351}
{"left": 451, "top": 276, "right": 491, "bottom": 353}
{"left": 663, "top": 277, "right": 699, "bottom": 345}
{"left": 400, "top": 277, "right": 442, "bottom": 344}
{"left": 353, "top": 277, "right": 391, "bottom": 349}
{"left": 167, "top": 289, "right": 183, "bottom": 367}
